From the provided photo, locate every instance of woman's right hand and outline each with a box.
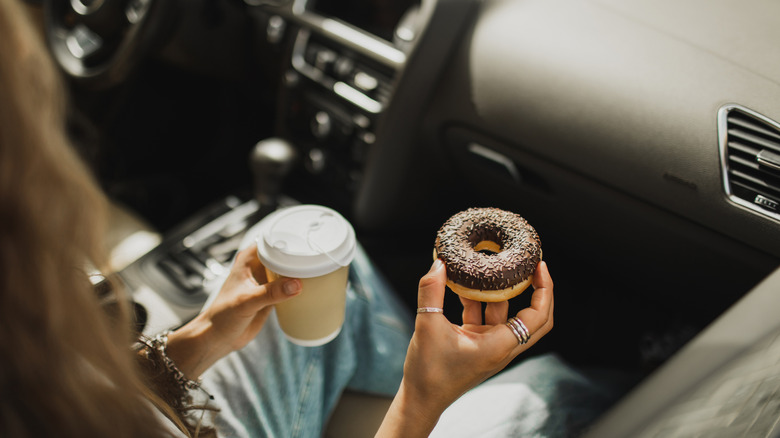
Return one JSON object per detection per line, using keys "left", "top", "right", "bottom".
{"left": 376, "top": 259, "right": 554, "bottom": 437}
{"left": 165, "top": 245, "right": 302, "bottom": 381}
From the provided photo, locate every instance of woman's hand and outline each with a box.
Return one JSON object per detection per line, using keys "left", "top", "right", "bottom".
{"left": 165, "top": 245, "right": 302, "bottom": 380}
{"left": 377, "top": 259, "right": 554, "bottom": 437}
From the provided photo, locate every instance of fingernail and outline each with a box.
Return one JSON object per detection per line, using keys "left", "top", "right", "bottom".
{"left": 283, "top": 279, "right": 301, "bottom": 295}
{"left": 429, "top": 259, "right": 443, "bottom": 273}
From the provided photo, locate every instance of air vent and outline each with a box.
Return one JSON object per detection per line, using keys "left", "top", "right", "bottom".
{"left": 719, "top": 104, "right": 780, "bottom": 222}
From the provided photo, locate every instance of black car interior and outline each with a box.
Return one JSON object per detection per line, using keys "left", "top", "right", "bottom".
{"left": 28, "top": 0, "right": 780, "bottom": 435}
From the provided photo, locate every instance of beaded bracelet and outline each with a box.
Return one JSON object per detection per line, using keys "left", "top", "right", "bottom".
{"left": 148, "top": 330, "right": 202, "bottom": 392}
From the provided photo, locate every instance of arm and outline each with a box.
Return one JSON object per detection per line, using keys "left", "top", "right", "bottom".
{"left": 132, "top": 245, "right": 300, "bottom": 438}
{"left": 376, "top": 259, "right": 555, "bottom": 437}
{"left": 164, "top": 245, "right": 302, "bottom": 380}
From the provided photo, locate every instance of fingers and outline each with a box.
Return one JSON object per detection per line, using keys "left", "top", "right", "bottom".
{"left": 485, "top": 301, "right": 509, "bottom": 326}
{"left": 512, "top": 261, "right": 554, "bottom": 343}
{"left": 527, "top": 261, "right": 553, "bottom": 321}
{"left": 417, "top": 259, "right": 447, "bottom": 310}
{"left": 481, "top": 261, "right": 553, "bottom": 354}
{"left": 460, "top": 296, "right": 482, "bottom": 325}
{"left": 235, "top": 245, "right": 258, "bottom": 265}
{"left": 233, "top": 245, "right": 268, "bottom": 284}
{"left": 243, "top": 277, "right": 301, "bottom": 312}
{"left": 461, "top": 298, "right": 508, "bottom": 326}
{"left": 532, "top": 260, "right": 553, "bottom": 301}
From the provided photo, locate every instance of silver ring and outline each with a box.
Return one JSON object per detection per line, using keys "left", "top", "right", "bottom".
{"left": 506, "top": 317, "right": 531, "bottom": 345}
{"left": 417, "top": 307, "right": 444, "bottom": 314}
{"left": 513, "top": 317, "right": 531, "bottom": 344}
{"left": 506, "top": 322, "right": 523, "bottom": 344}
{"left": 514, "top": 317, "right": 530, "bottom": 341}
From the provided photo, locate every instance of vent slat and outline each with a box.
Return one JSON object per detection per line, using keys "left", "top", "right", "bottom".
{"left": 730, "top": 177, "right": 780, "bottom": 200}
{"left": 729, "top": 157, "right": 780, "bottom": 186}
{"left": 729, "top": 155, "right": 759, "bottom": 170}
{"left": 728, "top": 115, "right": 780, "bottom": 142}
{"left": 730, "top": 169, "right": 770, "bottom": 188}
{"left": 728, "top": 128, "right": 780, "bottom": 153}
{"left": 729, "top": 165, "right": 780, "bottom": 193}
{"left": 728, "top": 141, "right": 761, "bottom": 156}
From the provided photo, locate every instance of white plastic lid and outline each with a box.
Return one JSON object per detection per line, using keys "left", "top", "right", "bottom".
{"left": 255, "top": 205, "right": 356, "bottom": 278}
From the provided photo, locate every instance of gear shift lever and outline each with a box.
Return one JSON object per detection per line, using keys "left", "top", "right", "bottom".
{"left": 249, "top": 138, "right": 297, "bottom": 214}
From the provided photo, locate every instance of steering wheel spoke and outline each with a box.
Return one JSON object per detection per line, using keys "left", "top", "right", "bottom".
{"left": 65, "top": 24, "right": 104, "bottom": 59}
{"left": 45, "top": 0, "right": 172, "bottom": 88}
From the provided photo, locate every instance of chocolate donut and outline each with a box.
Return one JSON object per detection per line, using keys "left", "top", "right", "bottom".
{"left": 433, "top": 208, "right": 542, "bottom": 302}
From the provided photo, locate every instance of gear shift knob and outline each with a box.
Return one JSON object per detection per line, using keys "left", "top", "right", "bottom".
{"left": 249, "top": 138, "right": 297, "bottom": 211}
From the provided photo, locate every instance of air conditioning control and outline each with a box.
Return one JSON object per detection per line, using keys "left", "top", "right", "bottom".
{"left": 292, "top": 30, "right": 395, "bottom": 114}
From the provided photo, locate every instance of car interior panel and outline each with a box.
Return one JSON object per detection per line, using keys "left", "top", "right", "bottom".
{"left": 23, "top": 0, "right": 780, "bottom": 434}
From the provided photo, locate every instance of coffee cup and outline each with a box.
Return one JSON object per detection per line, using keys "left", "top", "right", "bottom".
{"left": 255, "top": 205, "right": 356, "bottom": 346}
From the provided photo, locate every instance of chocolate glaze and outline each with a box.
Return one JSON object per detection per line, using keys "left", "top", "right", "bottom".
{"left": 434, "top": 208, "right": 541, "bottom": 291}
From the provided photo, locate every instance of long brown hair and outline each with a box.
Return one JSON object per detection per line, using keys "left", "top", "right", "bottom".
{"left": 0, "top": 1, "right": 178, "bottom": 436}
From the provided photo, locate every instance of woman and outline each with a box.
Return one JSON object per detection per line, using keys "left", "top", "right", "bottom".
{"left": 0, "top": 0, "right": 173, "bottom": 435}
{"left": 0, "top": 0, "right": 556, "bottom": 436}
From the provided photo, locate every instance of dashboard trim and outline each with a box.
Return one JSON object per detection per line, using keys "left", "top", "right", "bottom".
{"left": 263, "top": 0, "right": 410, "bottom": 69}
{"left": 291, "top": 29, "right": 385, "bottom": 114}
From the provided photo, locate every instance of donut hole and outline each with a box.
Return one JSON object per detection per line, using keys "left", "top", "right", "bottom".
{"left": 474, "top": 240, "right": 502, "bottom": 255}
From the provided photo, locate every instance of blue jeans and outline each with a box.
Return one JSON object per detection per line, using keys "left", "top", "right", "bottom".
{"left": 200, "top": 246, "right": 414, "bottom": 437}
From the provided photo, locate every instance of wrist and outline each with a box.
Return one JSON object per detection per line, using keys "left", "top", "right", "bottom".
{"left": 376, "top": 378, "right": 444, "bottom": 437}
{"left": 166, "top": 315, "right": 223, "bottom": 380}
{"left": 143, "top": 330, "right": 203, "bottom": 392}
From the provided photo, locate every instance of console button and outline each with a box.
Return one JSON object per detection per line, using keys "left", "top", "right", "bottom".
{"left": 314, "top": 49, "right": 337, "bottom": 72}
{"left": 333, "top": 56, "right": 355, "bottom": 79}
{"left": 311, "top": 111, "right": 333, "bottom": 139}
{"left": 266, "top": 15, "right": 286, "bottom": 44}
{"left": 306, "top": 148, "right": 326, "bottom": 174}
{"left": 353, "top": 71, "right": 379, "bottom": 92}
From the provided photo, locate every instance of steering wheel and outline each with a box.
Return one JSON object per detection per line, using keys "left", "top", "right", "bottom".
{"left": 44, "top": 0, "right": 174, "bottom": 88}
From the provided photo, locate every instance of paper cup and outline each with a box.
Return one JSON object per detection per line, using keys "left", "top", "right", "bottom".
{"left": 256, "top": 205, "right": 356, "bottom": 346}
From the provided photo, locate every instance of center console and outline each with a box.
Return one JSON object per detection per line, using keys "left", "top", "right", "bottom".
{"left": 117, "top": 0, "right": 454, "bottom": 334}
{"left": 246, "top": 0, "right": 428, "bottom": 213}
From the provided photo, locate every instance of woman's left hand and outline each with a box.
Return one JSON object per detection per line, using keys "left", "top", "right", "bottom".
{"left": 377, "top": 259, "right": 554, "bottom": 437}
{"left": 165, "top": 245, "right": 301, "bottom": 380}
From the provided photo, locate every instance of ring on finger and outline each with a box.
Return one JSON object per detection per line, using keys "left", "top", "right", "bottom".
{"left": 506, "top": 316, "right": 531, "bottom": 345}
{"left": 417, "top": 307, "right": 444, "bottom": 314}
